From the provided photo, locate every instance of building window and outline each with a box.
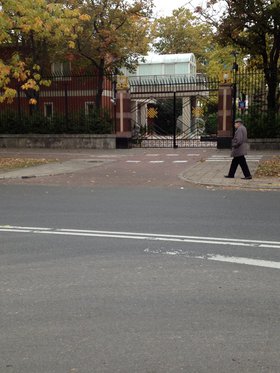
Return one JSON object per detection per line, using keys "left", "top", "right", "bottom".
{"left": 51, "top": 61, "right": 71, "bottom": 80}
{"left": 85, "top": 102, "right": 95, "bottom": 115}
{"left": 44, "top": 102, "right": 53, "bottom": 118}
{"left": 52, "top": 61, "right": 71, "bottom": 76}
{"left": 164, "top": 64, "right": 175, "bottom": 75}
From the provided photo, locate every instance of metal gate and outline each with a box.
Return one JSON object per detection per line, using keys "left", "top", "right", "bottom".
{"left": 129, "top": 74, "right": 219, "bottom": 148}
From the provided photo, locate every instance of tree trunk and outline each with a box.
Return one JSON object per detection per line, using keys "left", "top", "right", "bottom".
{"left": 95, "top": 61, "right": 105, "bottom": 110}
{"left": 264, "top": 66, "right": 278, "bottom": 134}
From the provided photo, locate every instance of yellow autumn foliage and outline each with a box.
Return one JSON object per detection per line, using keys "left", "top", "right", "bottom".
{"left": 29, "top": 98, "right": 37, "bottom": 105}
{"left": 79, "top": 14, "right": 91, "bottom": 22}
{"left": 21, "top": 79, "right": 40, "bottom": 91}
{"left": 255, "top": 157, "right": 280, "bottom": 178}
{"left": 0, "top": 88, "right": 17, "bottom": 103}
{"left": 68, "top": 41, "right": 76, "bottom": 49}
{"left": 40, "top": 79, "right": 51, "bottom": 87}
{"left": 0, "top": 0, "right": 84, "bottom": 103}
{"left": 33, "top": 74, "right": 41, "bottom": 81}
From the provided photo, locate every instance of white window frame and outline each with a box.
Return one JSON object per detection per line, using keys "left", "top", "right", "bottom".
{"left": 85, "top": 101, "right": 95, "bottom": 116}
{"left": 164, "top": 63, "right": 175, "bottom": 75}
{"left": 44, "top": 102, "right": 54, "bottom": 118}
{"left": 51, "top": 61, "right": 71, "bottom": 81}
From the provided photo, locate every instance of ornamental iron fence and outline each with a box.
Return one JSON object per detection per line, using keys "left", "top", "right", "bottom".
{"left": 0, "top": 74, "right": 115, "bottom": 134}
{"left": 0, "top": 70, "right": 279, "bottom": 139}
{"left": 234, "top": 68, "right": 280, "bottom": 138}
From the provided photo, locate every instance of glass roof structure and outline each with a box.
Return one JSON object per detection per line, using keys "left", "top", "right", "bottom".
{"left": 123, "top": 53, "right": 196, "bottom": 79}
{"left": 121, "top": 54, "right": 219, "bottom": 98}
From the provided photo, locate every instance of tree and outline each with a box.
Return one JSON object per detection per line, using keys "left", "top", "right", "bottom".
{"left": 0, "top": 0, "right": 84, "bottom": 104}
{"left": 151, "top": 7, "right": 213, "bottom": 72}
{"left": 74, "top": 0, "right": 153, "bottom": 108}
{"left": 197, "top": 0, "right": 280, "bottom": 123}
{"left": 205, "top": 44, "right": 247, "bottom": 78}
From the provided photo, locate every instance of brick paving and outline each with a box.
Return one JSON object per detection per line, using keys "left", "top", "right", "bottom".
{"left": 0, "top": 148, "right": 279, "bottom": 191}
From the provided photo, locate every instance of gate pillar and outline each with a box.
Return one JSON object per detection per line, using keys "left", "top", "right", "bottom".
{"left": 217, "top": 83, "right": 233, "bottom": 149}
{"left": 116, "top": 90, "right": 132, "bottom": 148}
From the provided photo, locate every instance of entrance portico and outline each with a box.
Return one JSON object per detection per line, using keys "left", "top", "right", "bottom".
{"left": 115, "top": 53, "right": 231, "bottom": 148}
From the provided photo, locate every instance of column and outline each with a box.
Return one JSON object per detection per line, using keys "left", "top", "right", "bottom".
{"left": 182, "top": 97, "right": 191, "bottom": 135}
{"left": 217, "top": 84, "right": 233, "bottom": 149}
{"left": 115, "top": 90, "right": 132, "bottom": 148}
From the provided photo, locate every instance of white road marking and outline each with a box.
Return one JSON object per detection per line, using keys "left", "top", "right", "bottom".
{"left": 0, "top": 225, "right": 50, "bottom": 232}
{"left": 166, "top": 154, "right": 179, "bottom": 157}
{"left": 211, "top": 155, "right": 263, "bottom": 158}
{"left": 146, "top": 154, "right": 159, "bottom": 157}
{"left": 206, "top": 159, "right": 261, "bottom": 162}
{"left": 125, "top": 160, "right": 188, "bottom": 164}
{"left": 1, "top": 225, "right": 280, "bottom": 249}
{"left": 2, "top": 225, "right": 280, "bottom": 269}
{"left": 206, "top": 155, "right": 263, "bottom": 162}
{"left": 145, "top": 249, "right": 280, "bottom": 270}
{"left": 206, "top": 255, "right": 280, "bottom": 270}
{"left": 0, "top": 228, "right": 31, "bottom": 233}
{"left": 95, "top": 155, "right": 120, "bottom": 158}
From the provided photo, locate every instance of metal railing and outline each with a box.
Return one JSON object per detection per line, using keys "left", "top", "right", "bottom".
{"left": 0, "top": 74, "right": 115, "bottom": 134}
{"left": 234, "top": 69, "right": 280, "bottom": 138}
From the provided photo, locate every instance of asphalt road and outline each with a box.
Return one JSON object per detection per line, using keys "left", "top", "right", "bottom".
{"left": 1, "top": 159, "right": 280, "bottom": 372}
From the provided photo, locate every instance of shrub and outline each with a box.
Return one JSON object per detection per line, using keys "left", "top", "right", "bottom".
{"left": 243, "top": 109, "right": 280, "bottom": 138}
{"left": 204, "top": 113, "right": 217, "bottom": 135}
{"left": 0, "top": 108, "right": 114, "bottom": 134}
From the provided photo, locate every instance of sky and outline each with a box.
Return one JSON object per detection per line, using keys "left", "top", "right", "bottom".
{"left": 152, "top": 0, "right": 204, "bottom": 16}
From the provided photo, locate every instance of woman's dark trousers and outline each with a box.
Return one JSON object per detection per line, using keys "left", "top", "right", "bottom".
{"left": 228, "top": 156, "right": 251, "bottom": 177}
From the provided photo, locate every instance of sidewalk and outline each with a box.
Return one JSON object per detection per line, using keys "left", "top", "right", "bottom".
{"left": 0, "top": 158, "right": 104, "bottom": 179}
{"left": 0, "top": 148, "right": 279, "bottom": 191}
{"left": 180, "top": 151, "right": 280, "bottom": 191}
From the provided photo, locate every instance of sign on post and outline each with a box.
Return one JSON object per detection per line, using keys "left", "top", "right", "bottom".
{"left": 220, "top": 71, "right": 232, "bottom": 84}
{"left": 116, "top": 75, "right": 129, "bottom": 90}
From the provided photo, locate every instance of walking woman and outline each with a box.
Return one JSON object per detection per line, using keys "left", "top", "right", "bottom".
{"left": 225, "top": 118, "right": 252, "bottom": 179}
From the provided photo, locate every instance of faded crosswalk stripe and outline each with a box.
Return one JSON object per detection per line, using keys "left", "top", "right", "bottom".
{"left": 206, "top": 155, "right": 263, "bottom": 162}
